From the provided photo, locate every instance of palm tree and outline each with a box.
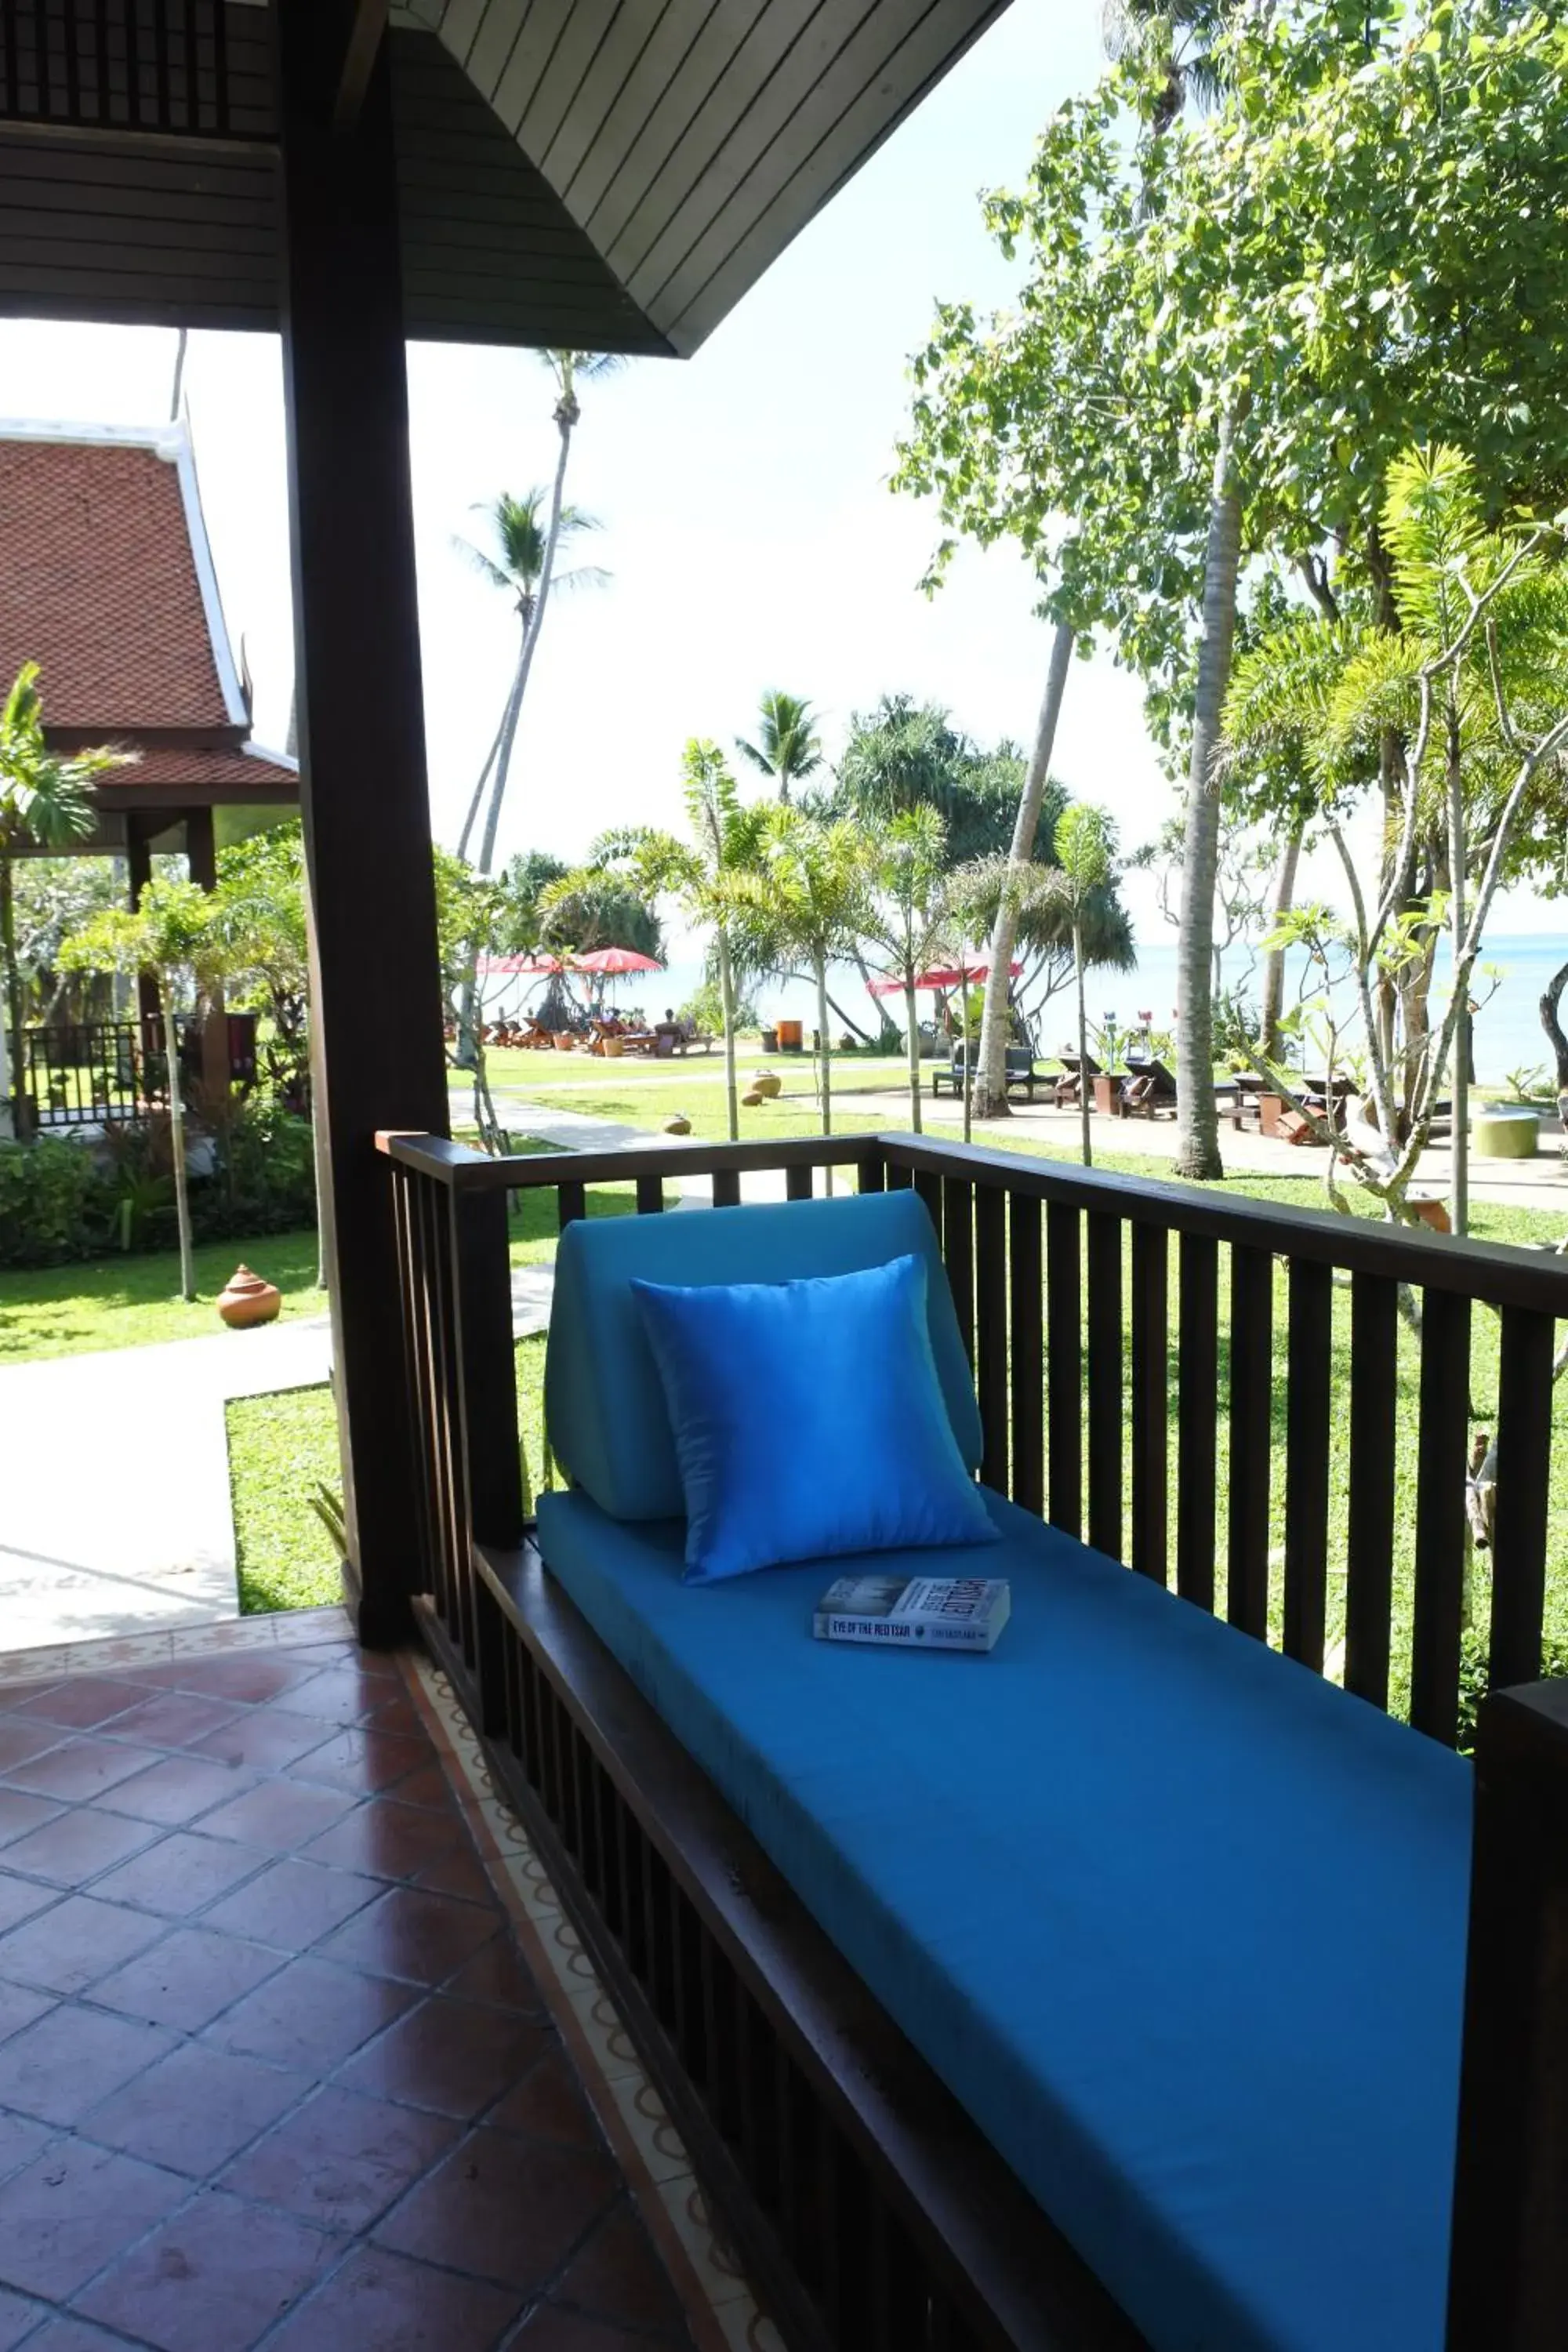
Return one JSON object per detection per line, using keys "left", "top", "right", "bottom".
{"left": 736, "top": 691, "right": 824, "bottom": 803}
{"left": 455, "top": 488, "right": 608, "bottom": 872}
{"left": 865, "top": 807, "right": 954, "bottom": 1134}
{"left": 0, "top": 664, "right": 124, "bottom": 1139}
{"left": 1102, "top": 0, "right": 1228, "bottom": 131}
{"left": 757, "top": 808, "right": 871, "bottom": 1148}
{"left": 971, "top": 620, "right": 1076, "bottom": 1120}
{"left": 1037, "top": 804, "right": 1119, "bottom": 1167}
{"left": 597, "top": 742, "right": 768, "bottom": 1141}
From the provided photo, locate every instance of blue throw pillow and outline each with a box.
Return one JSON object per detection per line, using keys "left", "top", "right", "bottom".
{"left": 631, "top": 1254, "right": 1000, "bottom": 1584}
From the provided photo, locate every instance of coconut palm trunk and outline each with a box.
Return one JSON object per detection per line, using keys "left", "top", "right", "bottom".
{"left": 1446, "top": 712, "right": 1469, "bottom": 1236}
{"left": 161, "top": 991, "right": 196, "bottom": 1300}
{"left": 717, "top": 927, "right": 740, "bottom": 1142}
{"left": 456, "top": 662, "right": 522, "bottom": 863}
{"left": 974, "top": 619, "right": 1076, "bottom": 1119}
{"left": 815, "top": 957, "right": 833, "bottom": 1138}
{"left": 476, "top": 405, "right": 575, "bottom": 880}
{"left": 1174, "top": 408, "right": 1243, "bottom": 1181}
{"left": 1258, "top": 825, "right": 1302, "bottom": 1060}
{"left": 904, "top": 978, "right": 924, "bottom": 1134}
{"left": 1541, "top": 956, "right": 1568, "bottom": 1135}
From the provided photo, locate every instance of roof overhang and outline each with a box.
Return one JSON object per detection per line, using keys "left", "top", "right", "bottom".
{"left": 0, "top": 0, "right": 1011, "bottom": 354}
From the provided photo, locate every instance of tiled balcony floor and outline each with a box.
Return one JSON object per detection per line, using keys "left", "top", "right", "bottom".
{"left": 0, "top": 1610, "right": 750, "bottom": 2352}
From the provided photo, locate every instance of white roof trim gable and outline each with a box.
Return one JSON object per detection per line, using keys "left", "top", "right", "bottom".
{"left": 242, "top": 740, "right": 299, "bottom": 775}
{"left": 0, "top": 415, "right": 251, "bottom": 733}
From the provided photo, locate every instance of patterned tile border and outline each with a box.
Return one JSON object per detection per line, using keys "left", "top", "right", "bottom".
{"left": 405, "top": 1650, "right": 787, "bottom": 2352}
{"left": 0, "top": 1602, "right": 353, "bottom": 1690}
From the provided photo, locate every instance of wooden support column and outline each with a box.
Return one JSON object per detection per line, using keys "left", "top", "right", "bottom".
{"left": 1447, "top": 1677, "right": 1568, "bottom": 2350}
{"left": 274, "top": 0, "right": 449, "bottom": 1646}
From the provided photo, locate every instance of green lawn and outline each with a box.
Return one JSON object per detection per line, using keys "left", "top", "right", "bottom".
{"left": 0, "top": 1228, "right": 325, "bottom": 1363}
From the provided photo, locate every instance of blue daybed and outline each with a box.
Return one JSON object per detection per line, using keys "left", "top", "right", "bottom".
{"left": 536, "top": 1191, "right": 1473, "bottom": 2352}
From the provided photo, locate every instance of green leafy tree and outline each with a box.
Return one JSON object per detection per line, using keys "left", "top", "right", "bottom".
{"left": 212, "top": 822, "right": 310, "bottom": 1113}
{"left": 863, "top": 807, "right": 955, "bottom": 1133}
{"left": 756, "top": 808, "right": 872, "bottom": 1145}
{"left": 0, "top": 664, "right": 127, "bottom": 1138}
{"left": 593, "top": 743, "right": 768, "bottom": 1141}
{"left": 60, "top": 878, "right": 217, "bottom": 1297}
{"left": 822, "top": 698, "right": 1032, "bottom": 864}
{"left": 735, "top": 691, "right": 824, "bottom": 804}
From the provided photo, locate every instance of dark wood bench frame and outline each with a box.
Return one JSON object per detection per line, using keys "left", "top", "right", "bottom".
{"left": 381, "top": 1127, "right": 1568, "bottom": 2352}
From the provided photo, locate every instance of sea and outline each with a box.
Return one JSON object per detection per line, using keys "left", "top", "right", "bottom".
{"left": 488, "top": 931, "right": 1567, "bottom": 1091}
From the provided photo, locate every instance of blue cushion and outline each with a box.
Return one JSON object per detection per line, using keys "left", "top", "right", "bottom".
{"left": 632, "top": 1254, "right": 1000, "bottom": 1582}
{"left": 536, "top": 1484, "right": 1472, "bottom": 2352}
{"left": 546, "top": 1192, "right": 982, "bottom": 1520}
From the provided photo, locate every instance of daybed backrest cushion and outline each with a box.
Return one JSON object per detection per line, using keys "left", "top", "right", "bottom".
{"left": 546, "top": 1191, "right": 982, "bottom": 1522}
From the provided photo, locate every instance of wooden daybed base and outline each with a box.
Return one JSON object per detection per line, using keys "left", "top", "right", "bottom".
{"left": 419, "top": 1541, "right": 1148, "bottom": 2352}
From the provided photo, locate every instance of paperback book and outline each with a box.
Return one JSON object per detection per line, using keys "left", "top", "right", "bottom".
{"left": 813, "top": 1573, "right": 1011, "bottom": 1653}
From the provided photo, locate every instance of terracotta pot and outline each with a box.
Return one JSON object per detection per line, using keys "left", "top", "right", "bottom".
{"left": 1408, "top": 1196, "right": 1453, "bottom": 1234}
{"left": 217, "top": 1265, "right": 281, "bottom": 1330}
{"left": 776, "top": 1018, "right": 804, "bottom": 1051}
{"left": 602, "top": 1036, "right": 625, "bottom": 1058}
{"left": 662, "top": 1115, "right": 691, "bottom": 1136}
{"left": 750, "top": 1071, "right": 782, "bottom": 1098}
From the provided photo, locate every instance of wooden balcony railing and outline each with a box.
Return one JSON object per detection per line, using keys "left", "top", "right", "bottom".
{"left": 379, "top": 1126, "right": 1566, "bottom": 1751}
{"left": 378, "top": 1126, "right": 1568, "bottom": 2350}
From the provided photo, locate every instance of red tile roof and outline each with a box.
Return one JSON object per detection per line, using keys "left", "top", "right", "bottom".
{"left": 0, "top": 424, "right": 297, "bottom": 804}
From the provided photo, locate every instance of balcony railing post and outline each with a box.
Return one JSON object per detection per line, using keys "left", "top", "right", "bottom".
{"left": 1447, "top": 1679, "right": 1568, "bottom": 2350}
{"left": 448, "top": 1179, "right": 525, "bottom": 1736}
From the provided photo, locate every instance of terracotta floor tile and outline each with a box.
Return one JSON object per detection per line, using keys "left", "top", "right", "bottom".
{"left": 0, "top": 2140, "right": 186, "bottom": 2299}
{"left": 101, "top": 1694, "right": 247, "bottom": 1752}
{"left": 286, "top": 1728, "right": 430, "bottom": 1797}
{"left": 412, "top": 1845, "right": 495, "bottom": 1904}
{"left": 0, "top": 1873, "right": 59, "bottom": 1936}
{"left": 0, "top": 1786, "right": 65, "bottom": 1849}
{"left": 0, "top": 1893, "right": 166, "bottom": 1996}
{"left": 0, "top": 2107, "right": 53, "bottom": 2186}
{"left": 88, "top": 1832, "right": 267, "bottom": 1918}
{"left": 374, "top": 2125, "right": 619, "bottom": 2292}
{"left": 300, "top": 1796, "right": 473, "bottom": 1884}
{"left": 0, "top": 2002, "right": 176, "bottom": 2125}
{"left": 0, "top": 1721, "right": 67, "bottom": 1777}
{"left": 100, "top": 1757, "right": 256, "bottom": 1829}
{"left": 1, "top": 1809, "right": 156, "bottom": 1889}
{"left": 89, "top": 1925, "right": 285, "bottom": 2032}
{"left": 14, "top": 2319, "right": 143, "bottom": 2350}
{"left": 205, "top": 1955, "right": 417, "bottom": 2072}
{"left": 222, "top": 2085, "right": 459, "bottom": 2232}
{"left": 443, "top": 1935, "right": 550, "bottom": 2016}
{"left": 510, "top": 2310, "right": 687, "bottom": 2352}
{"left": 0, "top": 2283, "right": 46, "bottom": 2350}
{"left": 3, "top": 1740, "right": 166, "bottom": 1803}
{"left": 364, "top": 1695, "right": 424, "bottom": 1739}
{"left": 488, "top": 2051, "right": 604, "bottom": 2151}
{"left": 8, "top": 1680, "right": 156, "bottom": 1732}
{"left": 263, "top": 2245, "right": 522, "bottom": 2352}
{"left": 74, "top": 2185, "right": 341, "bottom": 2352}
{"left": 198, "top": 1857, "right": 384, "bottom": 1951}
{"left": 196, "top": 1780, "right": 359, "bottom": 1856}
{"left": 339, "top": 1994, "right": 550, "bottom": 2119}
{"left": 0, "top": 1980, "right": 55, "bottom": 2048}
{"left": 553, "top": 2201, "right": 688, "bottom": 2336}
{"left": 189, "top": 1709, "right": 339, "bottom": 1774}
{"left": 383, "top": 1762, "right": 463, "bottom": 1813}
{"left": 150, "top": 1656, "right": 324, "bottom": 1705}
{"left": 270, "top": 1670, "right": 390, "bottom": 1728}
{"left": 82, "top": 2041, "right": 311, "bottom": 2177}
{"left": 316, "top": 1885, "right": 499, "bottom": 1988}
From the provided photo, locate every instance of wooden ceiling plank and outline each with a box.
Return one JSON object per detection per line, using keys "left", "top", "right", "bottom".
{"left": 463, "top": 0, "right": 528, "bottom": 102}
{"left": 662, "top": 0, "right": 1008, "bottom": 349}
{"left": 435, "top": 0, "right": 491, "bottom": 69}
{"left": 617, "top": 0, "right": 880, "bottom": 298}
{"left": 555, "top": 0, "right": 713, "bottom": 222}
{"left": 514, "top": 0, "right": 618, "bottom": 156}
{"left": 488, "top": 0, "right": 575, "bottom": 137}
{"left": 536, "top": 1, "right": 659, "bottom": 194}
{"left": 580, "top": 0, "right": 769, "bottom": 257}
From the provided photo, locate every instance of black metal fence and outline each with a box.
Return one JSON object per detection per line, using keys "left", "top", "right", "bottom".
{"left": 9, "top": 1011, "right": 257, "bottom": 1129}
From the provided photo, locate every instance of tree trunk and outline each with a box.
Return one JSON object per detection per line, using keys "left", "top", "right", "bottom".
{"left": 1541, "top": 957, "right": 1568, "bottom": 1134}
{"left": 816, "top": 956, "right": 833, "bottom": 1138}
{"left": 456, "top": 665, "right": 519, "bottom": 863}
{"left": 476, "top": 405, "right": 575, "bottom": 877}
{"left": 718, "top": 927, "right": 739, "bottom": 1143}
{"left": 1258, "top": 825, "right": 1302, "bottom": 1060}
{"left": 1074, "top": 916, "right": 1092, "bottom": 1168}
{"left": 1446, "top": 712, "right": 1469, "bottom": 1236}
{"left": 162, "top": 993, "right": 196, "bottom": 1301}
{"left": 1174, "top": 409, "right": 1243, "bottom": 1181}
{"left": 973, "top": 619, "right": 1076, "bottom": 1120}
{"left": 905, "top": 978, "right": 923, "bottom": 1134}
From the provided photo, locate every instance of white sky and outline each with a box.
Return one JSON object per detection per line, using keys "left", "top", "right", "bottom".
{"left": 0, "top": 0, "right": 1555, "bottom": 946}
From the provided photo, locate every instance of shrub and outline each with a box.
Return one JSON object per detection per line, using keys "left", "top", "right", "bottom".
{"left": 1456, "top": 1625, "right": 1568, "bottom": 1755}
{"left": 682, "top": 975, "right": 758, "bottom": 1035}
{"left": 204, "top": 1102, "right": 316, "bottom": 1237}
{"left": 0, "top": 1136, "right": 115, "bottom": 1266}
